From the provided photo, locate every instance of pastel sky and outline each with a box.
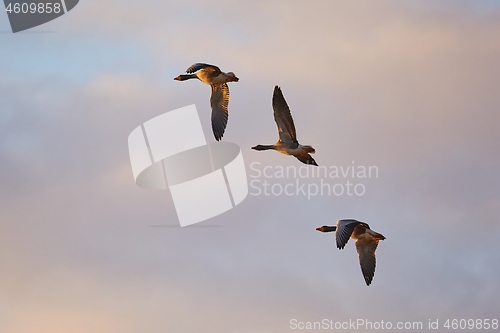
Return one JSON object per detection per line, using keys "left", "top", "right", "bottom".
{"left": 1, "top": 1, "right": 499, "bottom": 332}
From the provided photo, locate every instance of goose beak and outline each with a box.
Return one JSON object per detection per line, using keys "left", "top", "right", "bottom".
{"left": 173, "top": 75, "right": 181, "bottom": 81}
{"left": 316, "top": 227, "right": 323, "bottom": 232}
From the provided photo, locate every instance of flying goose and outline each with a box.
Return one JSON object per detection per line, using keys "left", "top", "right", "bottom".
{"left": 251, "top": 86, "right": 318, "bottom": 166}
{"left": 174, "top": 63, "right": 239, "bottom": 141}
{"left": 316, "top": 219, "right": 386, "bottom": 286}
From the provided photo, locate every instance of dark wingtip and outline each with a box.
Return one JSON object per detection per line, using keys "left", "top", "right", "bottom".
{"left": 364, "top": 276, "right": 372, "bottom": 286}
{"left": 213, "top": 128, "right": 224, "bottom": 141}
{"left": 307, "top": 159, "right": 318, "bottom": 166}
{"left": 212, "top": 124, "right": 225, "bottom": 141}
{"left": 214, "top": 132, "right": 223, "bottom": 141}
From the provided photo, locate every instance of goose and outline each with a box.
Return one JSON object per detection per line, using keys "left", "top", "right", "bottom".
{"left": 251, "top": 86, "right": 318, "bottom": 166}
{"left": 174, "top": 63, "right": 239, "bottom": 141}
{"left": 316, "top": 219, "right": 386, "bottom": 286}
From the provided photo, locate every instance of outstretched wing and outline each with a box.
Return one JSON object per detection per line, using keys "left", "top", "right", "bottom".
{"left": 210, "top": 83, "right": 230, "bottom": 141}
{"left": 186, "top": 63, "right": 221, "bottom": 74}
{"left": 272, "top": 86, "right": 297, "bottom": 144}
{"left": 294, "top": 154, "right": 318, "bottom": 166}
{"left": 335, "top": 219, "right": 361, "bottom": 249}
{"left": 355, "top": 237, "right": 379, "bottom": 286}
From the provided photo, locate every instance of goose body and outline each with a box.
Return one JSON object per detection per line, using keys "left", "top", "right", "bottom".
{"left": 252, "top": 86, "right": 318, "bottom": 166}
{"left": 174, "top": 63, "right": 239, "bottom": 141}
{"left": 316, "top": 219, "right": 385, "bottom": 286}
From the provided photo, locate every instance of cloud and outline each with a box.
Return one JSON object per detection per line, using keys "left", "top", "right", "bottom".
{"left": 1, "top": 1, "right": 500, "bottom": 332}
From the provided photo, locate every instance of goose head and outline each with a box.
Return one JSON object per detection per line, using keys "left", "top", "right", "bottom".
{"left": 316, "top": 226, "right": 337, "bottom": 233}
{"left": 251, "top": 145, "right": 275, "bottom": 151}
{"left": 174, "top": 74, "right": 197, "bottom": 81}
